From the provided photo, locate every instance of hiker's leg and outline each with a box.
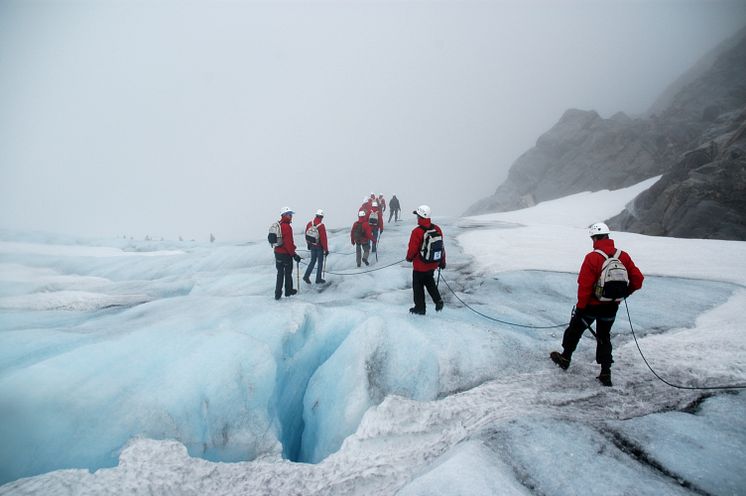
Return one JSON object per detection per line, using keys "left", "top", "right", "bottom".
{"left": 362, "top": 242, "right": 370, "bottom": 262}
{"left": 304, "top": 249, "right": 317, "bottom": 280}
{"left": 356, "top": 243, "right": 362, "bottom": 266}
{"left": 561, "top": 313, "right": 595, "bottom": 359}
{"left": 283, "top": 257, "right": 293, "bottom": 294}
{"left": 423, "top": 269, "right": 442, "bottom": 305}
{"left": 412, "top": 270, "right": 426, "bottom": 312}
{"left": 315, "top": 248, "right": 324, "bottom": 282}
{"left": 274, "top": 253, "right": 284, "bottom": 298}
{"left": 594, "top": 304, "right": 618, "bottom": 368}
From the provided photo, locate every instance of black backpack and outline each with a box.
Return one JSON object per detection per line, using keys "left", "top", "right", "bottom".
{"left": 419, "top": 225, "right": 443, "bottom": 263}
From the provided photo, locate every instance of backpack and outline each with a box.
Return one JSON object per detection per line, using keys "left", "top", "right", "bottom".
{"left": 368, "top": 210, "right": 380, "bottom": 227}
{"left": 306, "top": 222, "right": 323, "bottom": 245}
{"left": 268, "top": 221, "right": 283, "bottom": 248}
{"left": 419, "top": 225, "right": 443, "bottom": 263}
{"left": 594, "top": 249, "right": 629, "bottom": 301}
{"left": 353, "top": 221, "right": 366, "bottom": 243}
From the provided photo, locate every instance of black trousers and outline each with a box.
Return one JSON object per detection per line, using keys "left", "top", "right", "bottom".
{"left": 275, "top": 253, "right": 294, "bottom": 297}
{"left": 412, "top": 269, "right": 442, "bottom": 313}
{"left": 561, "top": 303, "right": 619, "bottom": 368}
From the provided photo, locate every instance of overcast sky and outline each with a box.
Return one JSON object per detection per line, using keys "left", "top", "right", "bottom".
{"left": 1, "top": 0, "right": 745, "bottom": 241}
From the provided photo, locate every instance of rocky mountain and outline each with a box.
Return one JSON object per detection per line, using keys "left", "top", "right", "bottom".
{"left": 466, "top": 28, "right": 746, "bottom": 240}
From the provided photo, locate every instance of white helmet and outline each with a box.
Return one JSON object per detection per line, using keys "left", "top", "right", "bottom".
{"left": 413, "top": 205, "right": 431, "bottom": 218}
{"left": 369, "top": 192, "right": 375, "bottom": 198}
{"left": 280, "top": 206, "right": 294, "bottom": 216}
{"left": 358, "top": 210, "right": 367, "bottom": 217}
{"left": 588, "top": 222, "right": 610, "bottom": 237}
{"left": 316, "top": 209, "right": 324, "bottom": 217}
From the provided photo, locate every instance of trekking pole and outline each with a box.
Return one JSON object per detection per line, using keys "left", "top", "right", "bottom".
{"left": 437, "top": 267, "right": 441, "bottom": 287}
{"left": 296, "top": 260, "right": 300, "bottom": 291}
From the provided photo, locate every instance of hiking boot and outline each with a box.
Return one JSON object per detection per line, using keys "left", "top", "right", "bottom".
{"left": 275, "top": 293, "right": 282, "bottom": 300}
{"left": 550, "top": 351, "right": 570, "bottom": 370}
{"left": 363, "top": 259, "right": 369, "bottom": 266}
{"left": 303, "top": 276, "right": 311, "bottom": 284}
{"left": 597, "top": 371, "right": 612, "bottom": 387}
{"left": 409, "top": 307, "right": 426, "bottom": 315}
{"left": 286, "top": 289, "right": 297, "bottom": 297}
{"left": 435, "top": 301, "right": 444, "bottom": 312}
{"left": 316, "top": 279, "right": 326, "bottom": 284}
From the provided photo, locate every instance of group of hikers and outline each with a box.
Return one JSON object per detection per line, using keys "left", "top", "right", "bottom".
{"left": 268, "top": 198, "right": 644, "bottom": 388}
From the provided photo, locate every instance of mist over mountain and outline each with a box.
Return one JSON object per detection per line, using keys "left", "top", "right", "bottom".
{"left": 465, "top": 27, "right": 746, "bottom": 240}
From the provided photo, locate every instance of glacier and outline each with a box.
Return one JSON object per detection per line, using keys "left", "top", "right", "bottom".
{"left": 1, "top": 178, "right": 745, "bottom": 495}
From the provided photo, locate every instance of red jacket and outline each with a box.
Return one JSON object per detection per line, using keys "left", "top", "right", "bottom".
{"left": 577, "top": 237, "right": 644, "bottom": 309}
{"left": 368, "top": 207, "right": 384, "bottom": 232}
{"left": 350, "top": 219, "right": 373, "bottom": 244}
{"left": 274, "top": 216, "right": 297, "bottom": 257}
{"left": 305, "top": 217, "right": 328, "bottom": 252}
{"left": 359, "top": 201, "right": 372, "bottom": 215}
{"left": 406, "top": 217, "right": 446, "bottom": 272}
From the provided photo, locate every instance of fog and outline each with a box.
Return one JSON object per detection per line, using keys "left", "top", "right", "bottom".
{"left": 1, "top": 0, "right": 744, "bottom": 242}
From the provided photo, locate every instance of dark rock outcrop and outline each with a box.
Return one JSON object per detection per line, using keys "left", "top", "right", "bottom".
{"left": 608, "top": 108, "right": 746, "bottom": 240}
{"left": 465, "top": 28, "right": 746, "bottom": 240}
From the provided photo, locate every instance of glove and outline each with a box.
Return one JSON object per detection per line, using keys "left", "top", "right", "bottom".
{"left": 351, "top": 241, "right": 355, "bottom": 246}
{"left": 324, "top": 251, "right": 329, "bottom": 256}
{"left": 439, "top": 261, "right": 446, "bottom": 269}
{"left": 406, "top": 257, "right": 413, "bottom": 263}
{"left": 293, "top": 254, "right": 302, "bottom": 263}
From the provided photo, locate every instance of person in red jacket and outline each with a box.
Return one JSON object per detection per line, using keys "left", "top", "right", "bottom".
{"left": 368, "top": 201, "right": 384, "bottom": 253}
{"left": 550, "top": 222, "right": 644, "bottom": 386}
{"left": 377, "top": 194, "right": 387, "bottom": 213}
{"left": 303, "top": 209, "right": 329, "bottom": 284}
{"left": 406, "top": 205, "right": 445, "bottom": 315}
{"left": 351, "top": 210, "right": 373, "bottom": 267}
{"left": 274, "top": 207, "right": 302, "bottom": 300}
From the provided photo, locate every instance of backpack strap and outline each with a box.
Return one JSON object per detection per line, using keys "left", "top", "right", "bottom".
{"left": 613, "top": 249, "right": 621, "bottom": 258}
{"left": 594, "top": 249, "right": 609, "bottom": 259}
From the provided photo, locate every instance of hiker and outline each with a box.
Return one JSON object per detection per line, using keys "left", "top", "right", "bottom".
{"left": 406, "top": 205, "right": 445, "bottom": 315}
{"left": 359, "top": 195, "right": 373, "bottom": 216}
{"left": 550, "top": 222, "right": 644, "bottom": 387}
{"left": 271, "top": 207, "right": 302, "bottom": 300}
{"left": 389, "top": 195, "right": 401, "bottom": 222}
{"left": 303, "top": 209, "right": 329, "bottom": 285}
{"left": 368, "top": 200, "right": 384, "bottom": 253}
{"left": 351, "top": 210, "right": 373, "bottom": 267}
{"left": 377, "top": 194, "right": 387, "bottom": 213}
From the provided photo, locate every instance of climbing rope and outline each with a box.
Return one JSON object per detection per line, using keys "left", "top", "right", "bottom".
{"left": 298, "top": 257, "right": 406, "bottom": 276}
{"left": 624, "top": 299, "right": 746, "bottom": 390}
{"left": 439, "top": 272, "right": 568, "bottom": 329}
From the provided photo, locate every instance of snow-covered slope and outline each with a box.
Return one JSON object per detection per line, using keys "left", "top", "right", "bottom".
{"left": 1, "top": 179, "right": 745, "bottom": 495}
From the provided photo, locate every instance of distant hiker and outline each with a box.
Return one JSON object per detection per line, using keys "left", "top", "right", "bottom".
{"left": 269, "top": 207, "right": 302, "bottom": 300}
{"left": 359, "top": 196, "right": 373, "bottom": 217}
{"left": 389, "top": 195, "right": 401, "bottom": 222}
{"left": 368, "top": 201, "right": 384, "bottom": 253}
{"left": 377, "top": 194, "right": 387, "bottom": 213}
{"left": 303, "top": 209, "right": 329, "bottom": 285}
{"left": 550, "top": 222, "right": 644, "bottom": 387}
{"left": 406, "top": 205, "right": 445, "bottom": 315}
{"left": 351, "top": 210, "right": 373, "bottom": 267}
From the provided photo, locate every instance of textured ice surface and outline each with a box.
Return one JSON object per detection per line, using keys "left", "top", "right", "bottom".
{"left": 2, "top": 180, "right": 745, "bottom": 494}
